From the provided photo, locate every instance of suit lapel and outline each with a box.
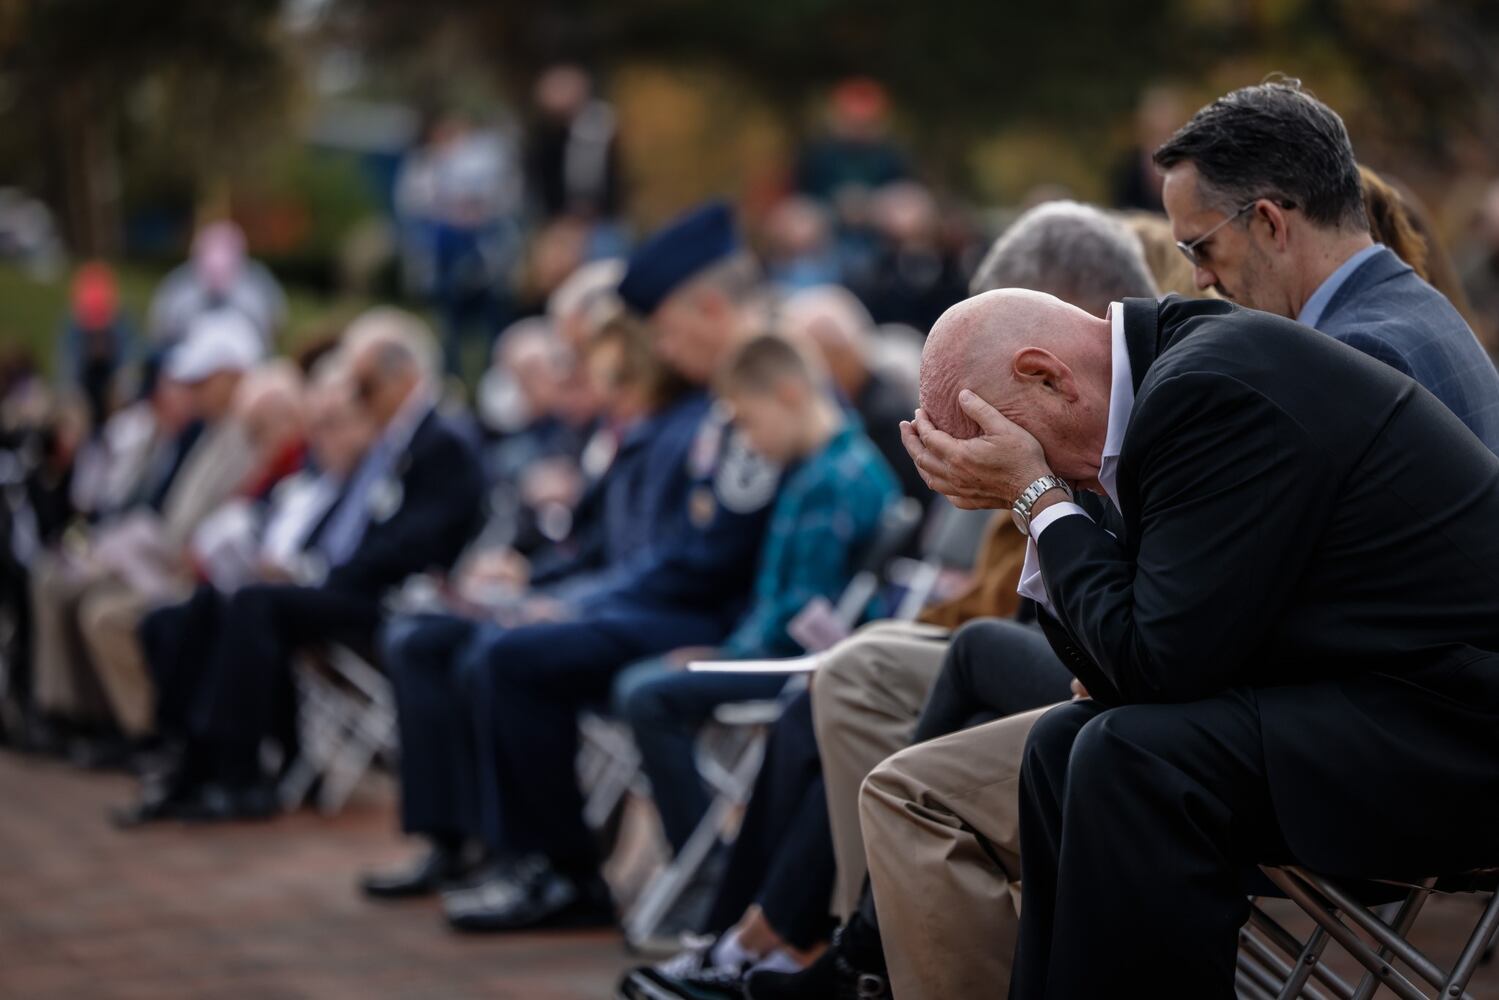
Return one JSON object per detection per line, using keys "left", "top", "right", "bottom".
{"left": 1121, "top": 297, "right": 1164, "bottom": 396}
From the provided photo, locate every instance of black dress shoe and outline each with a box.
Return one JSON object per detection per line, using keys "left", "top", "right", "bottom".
{"left": 361, "top": 842, "right": 474, "bottom": 900}
{"left": 177, "top": 782, "right": 279, "bottom": 823}
{"left": 745, "top": 929, "right": 888, "bottom": 1000}
{"left": 443, "top": 855, "right": 614, "bottom": 933}
{"left": 110, "top": 758, "right": 205, "bottom": 829}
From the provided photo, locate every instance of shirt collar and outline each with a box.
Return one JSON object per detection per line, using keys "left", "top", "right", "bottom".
{"left": 1296, "top": 242, "right": 1384, "bottom": 329}
{"left": 381, "top": 385, "right": 433, "bottom": 456}
{"left": 1099, "top": 303, "right": 1134, "bottom": 508}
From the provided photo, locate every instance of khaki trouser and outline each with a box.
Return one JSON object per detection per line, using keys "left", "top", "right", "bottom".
{"left": 860, "top": 704, "right": 1059, "bottom": 1000}
{"left": 811, "top": 619, "right": 951, "bottom": 918}
{"left": 30, "top": 553, "right": 115, "bottom": 723}
{"left": 79, "top": 580, "right": 167, "bottom": 737}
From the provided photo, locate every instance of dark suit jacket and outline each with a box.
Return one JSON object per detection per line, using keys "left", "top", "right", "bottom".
{"left": 324, "top": 410, "right": 484, "bottom": 601}
{"left": 1037, "top": 295, "right": 1499, "bottom": 877}
{"left": 1318, "top": 246, "right": 1499, "bottom": 455}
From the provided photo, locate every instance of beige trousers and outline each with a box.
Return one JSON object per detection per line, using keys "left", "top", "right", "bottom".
{"left": 30, "top": 553, "right": 115, "bottom": 723}
{"left": 811, "top": 619, "right": 951, "bottom": 918}
{"left": 860, "top": 704, "right": 1059, "bottom": 1000}
{"left": 79, "top": 581, "right": 163, "bottom": 737}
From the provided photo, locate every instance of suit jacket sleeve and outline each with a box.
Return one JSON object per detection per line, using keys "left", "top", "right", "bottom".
{"left": 325, "top": 429, "right": 482, "bottom": 597}
{"left": 1037, "top": 370, "right": 1339, "bottom": 703}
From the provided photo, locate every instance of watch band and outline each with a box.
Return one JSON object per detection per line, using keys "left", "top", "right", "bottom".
{"left": 1011, "top": 475, "right": 1073, "bottom": 537}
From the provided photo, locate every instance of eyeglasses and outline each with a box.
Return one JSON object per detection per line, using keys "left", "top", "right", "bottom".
{"left": 1175, "top": 199, "right": 1297, "bottom": 269}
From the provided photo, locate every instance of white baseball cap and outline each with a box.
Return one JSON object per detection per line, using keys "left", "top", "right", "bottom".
{"left": 167, "top": 310, "right": 265, "bottom": 383}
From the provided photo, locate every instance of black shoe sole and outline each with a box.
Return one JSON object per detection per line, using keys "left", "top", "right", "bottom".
{"left": 446, "top": 901, "right": 616, "bottom": 934}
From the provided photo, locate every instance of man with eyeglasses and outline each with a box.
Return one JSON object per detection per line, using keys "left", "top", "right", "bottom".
{"left": 1157, "top": 78, "right": 1499, "bottom": 453}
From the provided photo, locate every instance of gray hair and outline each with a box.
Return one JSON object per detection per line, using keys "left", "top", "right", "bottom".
{"left": 969, "top": 200, "right": 1158, "bottom": 317}
{"left": 341, "top": 306, "right": 440, "bottom": 383}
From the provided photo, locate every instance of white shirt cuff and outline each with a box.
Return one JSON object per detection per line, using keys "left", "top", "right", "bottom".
{"left": 1028, "top": 501, "right": 1089, "bottom": 539}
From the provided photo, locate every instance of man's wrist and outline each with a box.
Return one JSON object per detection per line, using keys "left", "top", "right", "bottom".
{"left": 1028, "top": 485, "right": 1071, "bottom": 520}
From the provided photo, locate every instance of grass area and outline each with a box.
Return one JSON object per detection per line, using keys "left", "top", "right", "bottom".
{"left": 0, "top": 262, "right": 374, "bottom": 376}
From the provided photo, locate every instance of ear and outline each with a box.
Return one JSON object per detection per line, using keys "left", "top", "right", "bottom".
{"left": 1254, "top": 199, "right": 1291, "bottom": 251}
{"left": 1011, "top": 347, "right": 1078, "bottom": 402}
{"left": 696, "top": 285, "right": 731, "bottom": 320}
{"left": 774, "top": 377, "right": 809, "bottom": 408}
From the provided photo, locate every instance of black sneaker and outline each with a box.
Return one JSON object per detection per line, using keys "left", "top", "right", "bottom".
{"left": 618, "top": 945, "right": 748, "bottom": 1000}
{"left": 443, "top": 854, "right": 614, "bottom": 933}
{"left": 745, "top": 930, "right": 888, "bottom": 1000}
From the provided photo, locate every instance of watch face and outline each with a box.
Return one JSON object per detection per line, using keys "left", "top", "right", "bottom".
{"left": 1011, "top": 508, "right": 1030, "bottom": 536}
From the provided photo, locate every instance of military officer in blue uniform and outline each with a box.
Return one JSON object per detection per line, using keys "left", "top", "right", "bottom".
{"left": 363, "top": 202, "right": 783, "bottom": 932}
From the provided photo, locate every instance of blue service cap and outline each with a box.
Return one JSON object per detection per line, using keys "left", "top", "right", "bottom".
{"left": 617, "top": 199, "right": 739, "bottom": 315}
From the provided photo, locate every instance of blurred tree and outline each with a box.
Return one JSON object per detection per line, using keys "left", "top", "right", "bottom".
{"left": 0, "top": 0, "right": 296, "bottom": 257}
{"left": 330, "top": 0, "right": 1499, "bottom": 211}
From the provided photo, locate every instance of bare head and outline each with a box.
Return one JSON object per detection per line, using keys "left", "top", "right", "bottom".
{"left": 781, "top": 285, "right": 873, "bottom": 398}
{"left": 233, "top": 359, "right": 305, "bottom": 459}
{"left": 342, "top": 307, "right": 437, "bottom": 430}
{"left": 919, "top": 289, "right": 1113, "bottom": 487}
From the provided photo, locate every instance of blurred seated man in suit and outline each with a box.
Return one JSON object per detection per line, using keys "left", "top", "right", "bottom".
{"left": 29, "top": 311, "right": 260, "bottom": 757}
{"left": 81, "top": 360, "right": 309, "bottom": 766}
{"left": 119, "top": 308, "right": 483, "bottom": 823}
{"left": 423, "top": 203, "right": 782, "bottom": 932}
{"left": 123, "top": 362, "right": 374, "bottom": 798}
{"left": 361, "top": 308, "right": 703, "bottom": 900}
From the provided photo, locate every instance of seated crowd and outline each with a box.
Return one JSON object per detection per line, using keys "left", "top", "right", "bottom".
{"left": 2, "top": 79, "right": 1498, "bottom": 1000}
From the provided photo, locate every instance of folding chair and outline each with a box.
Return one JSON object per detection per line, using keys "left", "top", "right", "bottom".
{"left": 620, "top": 498, "right": 924, "bottom": 951}
{"left": 1236, "top": 865, "right": 1499, "bottom": 1000}
{"left": 887, "top": 498, "right": 993, "bottom": 620}
{"left": 621, "top": 694, "right": 781, "bottom": 950}
{"left": 279, "top": 644, "right": 398, "bottom": 814}
{"left": 578, "top": 709, "right": 645, "bottom": 834}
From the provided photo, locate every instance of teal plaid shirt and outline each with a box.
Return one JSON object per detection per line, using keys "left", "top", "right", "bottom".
{"left": 719, "top": 422, "right": 899, "bottom": 659}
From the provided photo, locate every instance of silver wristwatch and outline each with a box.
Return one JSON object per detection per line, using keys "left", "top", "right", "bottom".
{"left": 1010, "top": 475, "right": 1073, "bottom": 536}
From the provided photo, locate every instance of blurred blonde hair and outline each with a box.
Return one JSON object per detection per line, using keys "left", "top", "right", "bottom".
{"left": 1119, "top": 212, "right": 1217, "bottom": 299}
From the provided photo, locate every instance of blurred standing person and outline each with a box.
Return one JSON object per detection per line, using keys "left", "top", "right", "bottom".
{"left": 795, "top": 78, "right": 909, "bottom": 205}
{"left": 395, "top": 110, "right": 525, "bottom": 382}
{"left": 524, "top": 65, "right": 625, "bottom": 258}
{"left": 1110, "top": 85, "right": 1186, "bottom": 212}
{"left": 59, "top": 262, "right": 133, "bottom": 433}
{"left": 760, "top": 197, "right": 841, "bottom": 291}
{"left": 850, "top": 182, "right": 968, "bottom": 333}
{"left": 146, "top": 221, "right": 286, "bottom": 349}
{"left": 796, "top": 78, "right": 911, "bottom": 287}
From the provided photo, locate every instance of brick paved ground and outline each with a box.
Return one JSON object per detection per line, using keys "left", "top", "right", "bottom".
{"left": 0, "top": 751, "right": 635, "bottom": 1000}
{"left": 1, "top": 748, "right": 1497, "bottom": 999}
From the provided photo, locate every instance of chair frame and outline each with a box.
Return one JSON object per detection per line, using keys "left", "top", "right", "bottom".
{"left": 1237, "top": 865, "right": 1499, "bottom": 1000}
{"left": 280, "top": 645, "right": 398, "bottom": 814}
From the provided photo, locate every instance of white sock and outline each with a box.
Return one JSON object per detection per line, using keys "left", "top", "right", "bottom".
{"left": 751, "top": 949, "right": 803, "bottom": 975}
{"left": 710, "top": 929, "right": 759, "bottom": 971}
